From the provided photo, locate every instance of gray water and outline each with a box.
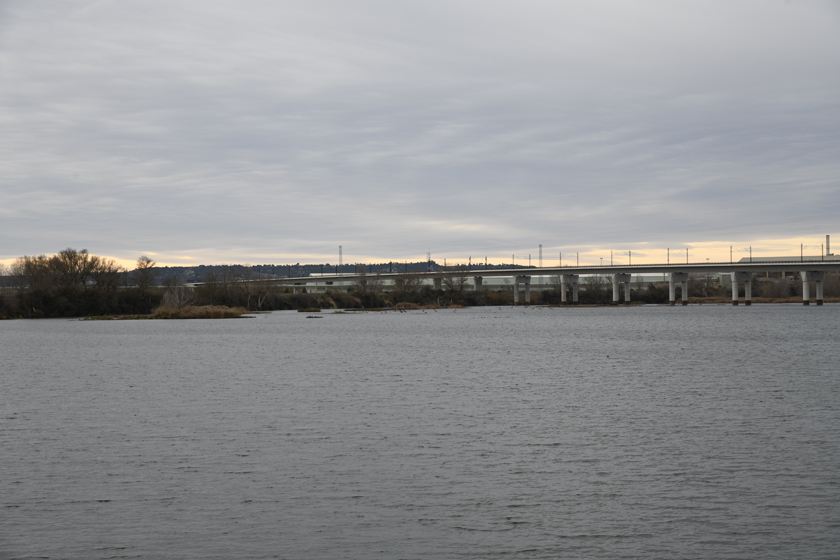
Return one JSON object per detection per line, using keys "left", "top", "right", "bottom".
{"left": 2, "top": 305, "right": 839, "bottom": 559}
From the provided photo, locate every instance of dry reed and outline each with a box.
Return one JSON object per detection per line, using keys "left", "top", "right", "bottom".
{"left": 152, "top": 305, "right": 250, "bottom": 319}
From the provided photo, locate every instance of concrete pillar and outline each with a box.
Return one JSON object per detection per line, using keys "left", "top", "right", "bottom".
{"left": 802, "top": 271, "right": 825, "bottom": 305}
{"left": 433, "top": 277, "right": 442, "bottom": 291}
{"left": 474, "top": 276, "right": 483, "bottom": 291}
{"left": 523, "top": 276, "right": 531, "bottom": 305}
{"left": 513, "top": 277, "right": 520, "bottom": 305}
{"left": 560, "top": 281, "right": 567, "bottom": 303}
{"left": 613, "top": 273, "right": 631, "bottom": 305}
{"left": 562, "top": 274, "right": 579, "bottom": 305}
{"left": 515, "top": 275, "right": 530, "bottom": 305}
{"left": 731, "top": 277, "right": 738, "bottom": 305}
{"left": 802, "top": 276, "right": 810, "bottom": 305}
{"left": 730, "top": 272, "right": 751, "bottom": 306}
{"left": 669, "top": 273, "right": 689, "bottom": 306}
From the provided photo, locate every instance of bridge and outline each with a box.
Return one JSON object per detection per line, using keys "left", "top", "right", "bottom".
{"left": 258, "top": 258, "right": 840, "bottom": 306}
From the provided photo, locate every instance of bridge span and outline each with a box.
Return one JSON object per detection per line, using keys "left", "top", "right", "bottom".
{"left": 254, "top": 259, "right": 840, "bottom": 306}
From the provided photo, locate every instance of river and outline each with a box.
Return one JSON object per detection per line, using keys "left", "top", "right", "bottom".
{"left": 2, "top": 304, "right": 839, "bottom": 559}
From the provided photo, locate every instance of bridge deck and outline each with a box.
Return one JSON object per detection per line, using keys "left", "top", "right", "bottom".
{"left": 251, "top": 260, "right": 840, "bottom": 285}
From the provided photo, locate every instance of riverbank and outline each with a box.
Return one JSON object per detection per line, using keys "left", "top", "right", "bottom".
{"left": 82, "top": 305, "right": 251, "bottom": 320}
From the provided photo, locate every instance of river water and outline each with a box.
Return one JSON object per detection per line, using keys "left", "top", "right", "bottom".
{"left": 2, "top": 305, "right": 839, "bottom": 559}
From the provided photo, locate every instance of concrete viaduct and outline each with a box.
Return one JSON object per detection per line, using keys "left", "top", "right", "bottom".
{"left": 259, "top": 260, "right": 839, "bottom": 306}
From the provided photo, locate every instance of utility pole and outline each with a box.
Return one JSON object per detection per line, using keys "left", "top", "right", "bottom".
{"left": 339, "top": 246, "right": 343, "bottom": 274}
{"left": 686, "top": 248, "right": 688, "bottom": 264}
{"left": 667, "top": 248, "right": 669, "bottom": 265}
{"left": 529, "top": 254, "right": 531, "bottom": 268}
{"left": 611, "top": 250, "right": 613, "bottom": 266}
{"left": 559, "top": 252, "right": 562, "bottom": 267}
{"left": 539, "top": 244, "right": 542, "bottom": 268}
{"left": 730, "top": 245, "right": 732, "bottom": 264}
{"left": 428, "top": 250, "right": 431, "bottom": 271}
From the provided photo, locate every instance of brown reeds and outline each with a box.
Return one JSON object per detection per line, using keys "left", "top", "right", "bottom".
{"left": 152, "top": 305, "right": 250, "bottom": 319}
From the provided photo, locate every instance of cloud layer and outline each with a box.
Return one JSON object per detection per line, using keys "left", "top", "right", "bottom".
{"left": 2, "top": 0, "right": 838, "bottom": 265}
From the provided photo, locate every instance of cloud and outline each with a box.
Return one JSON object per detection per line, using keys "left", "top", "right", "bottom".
{"left": 1, "top": 0, "right": 838, "bottom": 264}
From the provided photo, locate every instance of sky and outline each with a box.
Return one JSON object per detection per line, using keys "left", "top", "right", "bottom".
{"left": 1, "top": 0, "right": 839, "bottom": 268}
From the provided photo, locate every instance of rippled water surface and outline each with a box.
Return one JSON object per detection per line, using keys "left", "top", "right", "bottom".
{"left": 2, "top": 305, "right": 840, "bottom": 559}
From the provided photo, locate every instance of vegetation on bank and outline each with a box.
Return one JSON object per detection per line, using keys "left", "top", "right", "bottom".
{"left": 151, "top": 305, "right": 250, "bottom": 319}
{"left": 2, "top": 249, "right": 838, "bottom": 319}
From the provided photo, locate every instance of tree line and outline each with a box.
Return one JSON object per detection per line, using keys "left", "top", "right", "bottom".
{"left": 0, "top": 249, "right": 159, "bottom": 318}
{"left": 3, "top": 251, "right": 837, "bottom": 318}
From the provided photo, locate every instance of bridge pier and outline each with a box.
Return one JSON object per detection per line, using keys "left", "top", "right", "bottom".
{"left": 561, "top": 274, "right": 579, "bottom": 305}
{"left": 433, "top": 277, "right": 442, "bottom": 291}
{"left": 612, "top": 273, "right": 631, "bottom": 305}
{"left": 669, "top": 272, "right": 689, "bottom": 305}
{"left": 731, "top": 272, "right": 752, "bottom": 306}
{"left": 514, "top": 275, "right": 531, "bottom": 305}
{"left": 801, "top": 271, "right": 825, "bottom": 305}
{"left": 474, "top": 276, "right": 483, "bottom": 291}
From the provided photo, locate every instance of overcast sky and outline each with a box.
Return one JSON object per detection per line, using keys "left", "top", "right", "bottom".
{"left": 2, "top": 0, "right": 838, "bottom": 267}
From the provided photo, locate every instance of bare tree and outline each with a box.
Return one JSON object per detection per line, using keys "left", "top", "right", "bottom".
{"left": 161, "top": 275, "right": 195, "bottom": 310}
{"left": 210, "top": 265, "right": 234, "bottom": 304}
{"left": 51, "top": 248, "right": 94, "bottom": 297}
{"left": 0, "top": 264, "right": 8, "bottom": 293}
{"left": 237, "top": 265, "right": 257, "bottom": 309}
{"left": 197, "top": 267, "right": 221, "bottom": 305}
{"left": 353, "top": 265, "right": 382, "bottom": 295}
{"left": 583, "top": 274, "right": 609, "bottom": 302}
{"left": 90, "top": 258, "right": 124, "bottom": 295}
{"left": 442, "top": 264, "right": 469, "bottom": 293}
{"left": 394, "top": 271, "right": 424, "bottom": 299}
{"left": 548, "top": 274, "right": 564, "bottom": 294}
{"left": 825, "top": 271, "right": 840, "bottom": 298}
{"left": 133, "top": 255, "right": 157, "bottom": 292}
